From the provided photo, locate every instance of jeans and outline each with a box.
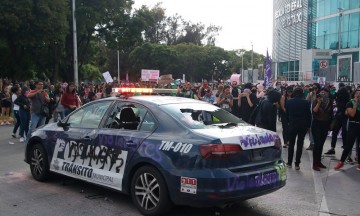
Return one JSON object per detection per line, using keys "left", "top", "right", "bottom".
{"left": 19, "top": 109, "right": 30, "bottom": 138}
{"left": 64, "top": 108, "right": 75, "bottom": 117}
{"left": 330, "top": 114, "right": 348, "bottom": 148}
{"left": 12, "top": 110, "right": 21, "bottom": 134}
{"left": 340, "top": 123, "right": 360, "bottom": 164}
{"left": 287, "top": 122, "right": 308, "bottom": 165}
{"left": 27, "top": 113, "right": 46, "bottom": 139}
{"left": 54, "top": 110, "right": 65, "bottom": 123}
{"left": 312, "top": 119, "right": 330, "bottom": 163}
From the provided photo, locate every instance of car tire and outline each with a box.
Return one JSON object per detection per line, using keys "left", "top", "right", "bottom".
{"left": 131, "top": 166, "right": 172, "bottom": 216}
{"left": 30, "top": 144, "right": 50, "bottom": 181}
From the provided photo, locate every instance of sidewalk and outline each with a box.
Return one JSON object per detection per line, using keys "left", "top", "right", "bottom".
{"left": 278, "top": 122, "right": 360, "bottom": 216}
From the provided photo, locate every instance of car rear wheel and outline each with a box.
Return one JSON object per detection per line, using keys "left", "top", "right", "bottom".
{"left": 30, "top": 144, "right": 50, "bottom": 181}
{"left": 131, "top": 166, "right": 172, "bottom": 216}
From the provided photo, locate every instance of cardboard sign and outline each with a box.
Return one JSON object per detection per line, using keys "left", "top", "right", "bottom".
{"left": 102, "top": 71, "right": 113, "bottom": 83}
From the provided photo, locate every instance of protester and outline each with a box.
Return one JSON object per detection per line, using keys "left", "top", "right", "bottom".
{"left": 0, "top": 85, "right": 12, "bottom": 125}
{"left": 238, "top": 83, "right": 257, "bottom": 124}
{"left": 279, "top": 86, "right": 293, "bottom": 148}
{"left": 325, "top": 84, "right": 350, "bottom": 155}
{"left": 256, "top": 84, "right": 265, "bottom": 99}
{"left": 61, "top": 82, "right": 80, "bottom": 117}
{"left": 231, "top": 81, "right": 240, "bottom": 117}
{"left": 215, "top": 85, "right": 224, "bottom": 105}
{"left": 27, "top": 81, "right": 50, "bottom": 139}
{"left": 305, "top": 83, "right": 321, "bottom": 150}
{"left": 14, "top": 87, "right": 31, "bottom": 142}
{"left": 11, "top": 85, "right": 21, "bottom": 137}
{"left": 334, "top": 88, "right": 360, "bottom": 171}
{"left": 286, "top": 88, "right": 311, "bottom": 170}
{"left": 219, "top": 85, "right": 233, "bottom": 112}
{"left": 53, "top": 87, "right": 65, "bottom": 123}
{"left": 312, "top": 88, "right": 334, "bottom": 171}
{"left": 198, "top": 79, "right": 209, "bottom": 99}
{"left": 257, "top": 89, "right": 281, "bottom": 132}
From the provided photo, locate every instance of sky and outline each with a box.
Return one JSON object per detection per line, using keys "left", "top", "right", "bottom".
{"left": 133, "top": 0, "right": 274, "bottom": 56}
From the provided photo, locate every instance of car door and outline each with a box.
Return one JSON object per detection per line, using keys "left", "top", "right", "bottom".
{"left": 96, "top": 101, "right": 157, "bottom": 191}
{"left": 49, "top": 101, "right": 113, "bottom": 183}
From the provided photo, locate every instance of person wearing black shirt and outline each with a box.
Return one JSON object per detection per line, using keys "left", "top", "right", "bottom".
{"left": 325, "top": 86, "right": 350, "bottom": 155}
{"left": 312, "top": 88, "right": 333, "bottom": 171}
{"left": 335, "top": 89, "right": 360, "bottom": 171}
{"left": 258, "top": 89, "right": 281, "bottom": 132}
{"left": 238, "top": 83, "right": 258, "bottom": 124}
{"left": 286, "top": 88, "right": 311, "bottom": 170}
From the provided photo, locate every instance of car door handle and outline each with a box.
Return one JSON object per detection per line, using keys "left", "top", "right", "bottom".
{"left": 126, "top": 141, "right": 136, "bottom": 147}
{"left": 83, "top": 136, "right": 92, "bottom": 140}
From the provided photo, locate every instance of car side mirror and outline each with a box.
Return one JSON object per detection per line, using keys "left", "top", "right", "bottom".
{"left": 57, "top": 121, "right": 69, "bottom": 127}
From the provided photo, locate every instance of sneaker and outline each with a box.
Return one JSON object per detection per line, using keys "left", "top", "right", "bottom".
{"left": 19, "top": 137, "right": 25, "bottom": 143}
{"left": 317, "top": 162, "right": 327, "bottom": 169}
{"left": 286, "top": 163, "right": 292, "bottom": 168}
{"left": 295, "top": 165, "right": 300, "bottom": 170}
{"left": 357, "top": 164, "right": 360, "bottom": 171}
{"left": 6, "top": 121, "right": 11, "bottom": 125}
{"left": 283, "top": 144, "right": 288, "bottom": 148}
{"left": 324, "top": 149, "right": 335, "bottom": 155}
{"left": 346, "top": 157, "right": 354, "bottom": 164}
{"left": 306, "top": 144, "right": 314, "bottom": 150}
{"left": 0, "top": 122, "right": 4, "bottom": 126}
{"left": 334, "top": 161, "right": 344, "bottom": 170}
{"left": 12, "top": 134, "right": 16, "bottom": 138}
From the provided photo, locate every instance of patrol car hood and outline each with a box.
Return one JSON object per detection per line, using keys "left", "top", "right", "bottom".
{"left": 193, "top": 125, "right": 280, "bottom": 150}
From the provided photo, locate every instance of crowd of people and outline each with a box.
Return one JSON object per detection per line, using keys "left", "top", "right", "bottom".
{"left": 0, "top": 78, "right": 359, "bottom": 172}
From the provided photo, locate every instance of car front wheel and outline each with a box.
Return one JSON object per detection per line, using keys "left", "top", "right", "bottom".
{"left": 131, "top": 166, "right": 172, "bottom": 216}
{"left": 30, "top": 144, "right": 50, "bottom": 181}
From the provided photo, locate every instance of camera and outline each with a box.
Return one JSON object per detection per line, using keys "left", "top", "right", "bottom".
{"left": 309, "top": 87, "right": 313, "bottom": 92}
{"left": 316, "top": 93, "right": 321, "bottom": 98}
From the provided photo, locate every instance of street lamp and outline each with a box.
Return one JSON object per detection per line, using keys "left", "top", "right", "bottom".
{"left": 338, "top": 8, "right": 343, "bottom": 54}
{"left": 323, "top": 30, "right": 327, "bottom": 49}
{"left": 250, "top": 42, "right": 254, "bottom": 83}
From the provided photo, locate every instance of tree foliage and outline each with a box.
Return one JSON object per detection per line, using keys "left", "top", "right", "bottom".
{"left": 0, "top": 0, "right": 265, "bottom": 83}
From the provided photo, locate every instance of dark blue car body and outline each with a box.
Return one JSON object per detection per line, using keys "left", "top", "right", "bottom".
{"left": 25, "top": 96, "right": 286, "bottom": 214}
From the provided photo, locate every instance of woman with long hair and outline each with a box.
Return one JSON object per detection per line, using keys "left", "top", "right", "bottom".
{"left": 215, "top": 85, "right": 224, "bottom": 105}
{"left": 61, "top": 83, "right": 80, "bottom": 117}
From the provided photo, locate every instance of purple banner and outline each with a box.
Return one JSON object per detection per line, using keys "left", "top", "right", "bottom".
{"left": 264, "top": 50, "right": 272, "bottom": 89}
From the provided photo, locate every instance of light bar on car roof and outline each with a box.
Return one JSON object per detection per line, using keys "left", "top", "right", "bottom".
{"left": 112, "top": 88, "right": 153, "bottom": 94}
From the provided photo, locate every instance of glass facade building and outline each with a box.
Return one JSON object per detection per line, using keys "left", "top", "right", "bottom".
{"left": 273, "top": 0, "right": 360, "bottom": 81}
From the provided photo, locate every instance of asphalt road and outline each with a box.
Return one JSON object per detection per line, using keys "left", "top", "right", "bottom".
{"left": 0, "top": 122, "right": 359, "bottom": 216}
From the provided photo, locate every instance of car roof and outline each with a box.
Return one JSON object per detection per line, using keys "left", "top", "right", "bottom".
{"left": 100, "top": 96, "right": 205, "bottom": 106}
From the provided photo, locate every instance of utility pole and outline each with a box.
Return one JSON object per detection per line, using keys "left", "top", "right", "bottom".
{"left": 72, "top": 0, "right": 78, "bottom": 87}
{"left": 117, "top": 50, "right": 120, "bottom": 84}
{"left": 338, "top": 8, "right": 343, "bottom": 54}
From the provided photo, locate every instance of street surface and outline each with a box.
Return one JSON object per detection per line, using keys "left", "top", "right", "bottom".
{"left": 0, "top": 122, "right": 359, "bottom": 216}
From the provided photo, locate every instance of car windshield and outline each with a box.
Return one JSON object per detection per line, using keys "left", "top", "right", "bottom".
{"left": 161, "top": 102, "right": 247, "bottom": 129}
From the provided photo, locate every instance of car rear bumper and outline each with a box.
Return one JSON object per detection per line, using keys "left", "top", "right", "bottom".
{"left": 166, "top": 161, "right": 287, "bottom": 207}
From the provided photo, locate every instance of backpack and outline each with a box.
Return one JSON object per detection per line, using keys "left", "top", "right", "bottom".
{"left": 249, "top": 99, "right": 264, "bottom": 126}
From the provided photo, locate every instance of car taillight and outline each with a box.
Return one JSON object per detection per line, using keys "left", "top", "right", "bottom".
{"left": 273, "top": 137, "right": 282, "bottom": 150}
{"left": 199, "top": 144, "right": 242, "bottom": 159}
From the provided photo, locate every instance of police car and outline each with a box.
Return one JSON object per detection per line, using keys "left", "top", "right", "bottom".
{"left": 25, "top": 88, "right": 287, "bottom": 216}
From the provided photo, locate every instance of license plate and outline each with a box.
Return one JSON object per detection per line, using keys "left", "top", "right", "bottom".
{"left": 252, "top": 149, "right": 263, "bottom": 161}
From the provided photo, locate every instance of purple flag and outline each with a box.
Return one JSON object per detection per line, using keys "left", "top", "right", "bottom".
{"left": 264, "top": 50, "right": 272, "bottom": 89}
